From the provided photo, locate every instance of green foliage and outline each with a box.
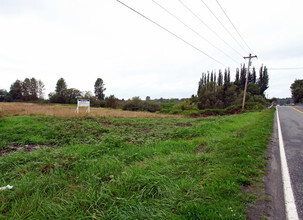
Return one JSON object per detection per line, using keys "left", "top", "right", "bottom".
{"left": 8, "top": 78, "right": 45, "bottom": 102}
{"left": 0, "top": 110, "right": 275, "bottom": 219}
{"left": 197, "top": 65, "right": 269, "bottom": 110}
{"left": 123, "top": 97, "right": 161, "bottom": 112}
{"left": 173, "top": 100, "right": 198, "bottom": 111}
{"left": 0, "top": 89, "right": 8, "bottom": 102}
{"left": 258, "top": 65, "right": 269, "bottom": 96}
{"left": 49, "top": 88, "right": 81, "bottom": 104}
{"left": 105, "top": 95, "right": 119, "bottom": 109}
{"left": 94, "top": 78, "right": 106, "bottom": 100}
{"left": 9, "top": 80, "right": 23, "bottom": 101}
{"left": 247, "top": 83, "right": 261, "bottom": 96}
{"left": 290, "top": 79, "right": 303, "bottom": 103}
{"left": 55, "top": 78, "right": 67, "bottom": 95}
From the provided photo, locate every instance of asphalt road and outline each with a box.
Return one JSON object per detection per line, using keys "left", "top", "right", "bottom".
{"left": 278, "top": 105, "right": 303, "bottom": 219}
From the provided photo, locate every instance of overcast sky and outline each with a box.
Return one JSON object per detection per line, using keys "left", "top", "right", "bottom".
{"left": 1, "top": 0, "right": 302, "bottom": 99}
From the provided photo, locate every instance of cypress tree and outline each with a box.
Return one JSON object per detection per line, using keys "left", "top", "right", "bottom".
{"left": 235, "top": 68, "right": 240, "bottom": 83}
{"left": 240, "top": 64, "right": 246, "bottom": 89}
{"left": 252, "top": 67, "right": 256, "bottom": 84}
{"left": 218, "top": 70, "right": 223, "bottom": 86}
{"left": 227, "top": 68, "right": 231, "bottom": 84}
{"left": 224, "top": 69, "right": 228, "bottom": 85}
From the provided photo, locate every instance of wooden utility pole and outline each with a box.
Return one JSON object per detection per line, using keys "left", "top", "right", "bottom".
{"left": 242, "top": 53, "right": 257, "bottom": 111}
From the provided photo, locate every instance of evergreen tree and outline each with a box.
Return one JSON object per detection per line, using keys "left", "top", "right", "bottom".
{"left": 9, "top": 80, "right": 23, "bottom": 100}
{"left": 55, "top": 78, "right": 67, "bottom": 95}
{"left": 224, "top": 69, "right": 228, "bottom": 85}
{"left": 234, "top": 68, "right": 240, "bottom": 86}
{"left": 197, "top": 73, "right": 205, "bottom": 95}
{"left": 94, "top": 78, "right": 106, "bottom": 100}
{"left": 240, "top": 64, "right": 246, "bottom": 89}
{"left": 204, "top": 73, "right": 207, "bottom": 85}
{"left": 22, "top": 78, "right": 31, "bottom": 101}
{"left": 252, "top": 67, "right": 256, "bottom": 84}
{"left": 259, "top": 66, "right": 269, "bottom": 95}
{"left": 247, "top": 70, "right": 252, "bottom": 84}
{"left": 210, "top": 71, "right": 214, "bottom": 82}
{"left": 218, "top": 70, "right": 223, "bottom": 86}
{"left": 29, "top": 78, "right": 38, "bottom": 100}
{"left": 258, "top": 65, "right": 263, "bottom": 87}
{"left": 227, "top": 68, "right": 231, "bottom": 84}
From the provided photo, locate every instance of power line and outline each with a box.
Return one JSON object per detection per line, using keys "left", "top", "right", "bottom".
{"left": 151, "top": 0, "right": 239, "bottom": 64}
{"left": 177, "top": 0, "right": 244, "bottom": 58}
{"left": 215, "top": 0, "right": 254, "bottom": 54}
{"left": 199, "top": 0, "right": 248, "bottom": 56}
{"left": 116, "top": 0, "right": 226, "bottom": 66}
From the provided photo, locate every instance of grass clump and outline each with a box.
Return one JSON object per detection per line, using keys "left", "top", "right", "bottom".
{"left": 0, "top": 109, "right": 274, "bottom": 219}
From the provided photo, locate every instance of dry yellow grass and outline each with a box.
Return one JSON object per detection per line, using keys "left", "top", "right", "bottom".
{"left": 0, "top": 102, "right": 182, "bottom": 118}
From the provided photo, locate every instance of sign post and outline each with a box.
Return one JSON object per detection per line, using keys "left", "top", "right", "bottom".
{"left": 76, "top": 99, "right": 90, "bottom": 113}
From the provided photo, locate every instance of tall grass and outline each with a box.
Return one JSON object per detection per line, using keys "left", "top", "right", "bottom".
{"left": 0, "top": 109, "right": 275, "bottom": 219}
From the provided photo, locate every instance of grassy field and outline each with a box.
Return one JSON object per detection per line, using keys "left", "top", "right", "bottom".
{"left": 0, "top": 102, "right": 181, "bottom": 118}
{"left": 0, "top": 103, "right": 274, "bottom": 219}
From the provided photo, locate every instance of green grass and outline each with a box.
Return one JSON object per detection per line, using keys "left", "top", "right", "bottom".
{"left": 0, "top": 109, "right": 274, "bottom": 219}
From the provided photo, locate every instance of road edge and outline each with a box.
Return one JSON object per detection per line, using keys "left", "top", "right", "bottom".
{"left": 276, "top": 107, "right": 299, "bottom": 219}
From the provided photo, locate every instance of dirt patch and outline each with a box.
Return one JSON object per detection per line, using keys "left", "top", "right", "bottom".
{"left": 0, "top": 144, "right": 47, "bottom": 157}
{"left": 197, "top": 146, "right": 205, "bottom": 154}
{"left": 136, "top": 162, "right": 147, "bottom": 167}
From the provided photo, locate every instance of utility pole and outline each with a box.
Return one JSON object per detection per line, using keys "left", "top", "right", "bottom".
{"left": 242, "top": 53, "right": 257, "bottom": 111}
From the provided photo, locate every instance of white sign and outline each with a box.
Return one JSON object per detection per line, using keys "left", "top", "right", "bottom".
{"left": 76, "top": 99, "right": 90, "bottom": 113}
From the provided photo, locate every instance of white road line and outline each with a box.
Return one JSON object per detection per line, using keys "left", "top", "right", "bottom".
{"left": 276, "top": 107, "right": 299, "bottom": 220}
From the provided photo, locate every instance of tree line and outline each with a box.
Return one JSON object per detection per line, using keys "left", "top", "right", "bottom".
{"left": 0, "top": 78, "right": 45, "bottom": 102}
{"left": 0, "top": 65, "right": 275, "bottom": 113}
{"left": 0, "top": 77, "right": 116, "bottom": 107}
{"left": 48, "top": 77, "right": 119, "bottom": 108}
{"left": 196, "top": 65, "right": 269, "bottom": 109}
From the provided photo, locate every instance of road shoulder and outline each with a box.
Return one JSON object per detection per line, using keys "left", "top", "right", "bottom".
{"left": 247, "top": 110, "right": 286, "bottom": 219}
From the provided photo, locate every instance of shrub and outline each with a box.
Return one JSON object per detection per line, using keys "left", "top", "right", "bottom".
{"left": 122, "top": 97, "right": 161, "bottom": 112}
{"left": 106, "top": 95, "right": 119, "bottom": 109}
{"left": 182, "top": 110, "right": 200, "bottom": 117}
{"left": 225, "top": 105, "right": 242, "bottom": 114}
{"left": 245, "top": 102, "right": 265, "bottom": 111}
{"left": 173, "top": 101, "right": 198, "bottom": 111}
{"left": 142, "top": 101, "right": 161, "bottom": 112}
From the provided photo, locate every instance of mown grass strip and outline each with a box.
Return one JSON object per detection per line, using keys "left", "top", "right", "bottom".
{"left": 0, "top": 109, "right": 274, "bottom": 219}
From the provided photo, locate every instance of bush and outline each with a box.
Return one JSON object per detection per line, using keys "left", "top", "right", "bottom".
{"left": 173, "top": 101, "right": 198, "bottom": 111}
{"left": 142, "top": 101, "right": 161, "bottom": 112}
{"left": 160, "top": 102, "right": 177, "bottom": 110}
{"left": 244, "top": 102, "right": 265, "bottom": 111}
{"left": 225, "top": 105, "right": 242, "bottom": 114}
{"left": 182, "top": 110, "right": 200, "bottom": 117}
{"left": 122, "top": 97, "right": 161, "bottom": 112}
{"left": 106, "top": 95, "right": 119, "bottom": 109}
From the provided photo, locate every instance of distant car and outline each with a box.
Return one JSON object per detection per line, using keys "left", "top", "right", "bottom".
{"left": 277, "top": 104, "right": 280, "bottom": 107}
